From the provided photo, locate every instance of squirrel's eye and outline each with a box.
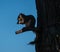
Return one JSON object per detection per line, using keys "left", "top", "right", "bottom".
{"left": 20, "top": 19, "right": 22, "bottom": 21}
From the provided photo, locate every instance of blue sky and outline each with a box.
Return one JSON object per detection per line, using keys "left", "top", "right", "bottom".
{"left": 0, "top": 0, "right": 37, "bottom": 52}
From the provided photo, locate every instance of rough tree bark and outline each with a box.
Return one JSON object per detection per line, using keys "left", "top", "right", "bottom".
{"left": 35, "top": 0, "right": 60, "bottom": 52}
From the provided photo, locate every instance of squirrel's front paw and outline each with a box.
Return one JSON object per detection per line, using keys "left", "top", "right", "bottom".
{"left": 15, "top": 31, "right": 19, "bottom": 34}
{"left": 15, "top": 30, "right": 22, "bottom": 34}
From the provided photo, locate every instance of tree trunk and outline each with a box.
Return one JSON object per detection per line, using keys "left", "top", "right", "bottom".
{"left": 35, "top": 0, "right": 60, "bottom": 52}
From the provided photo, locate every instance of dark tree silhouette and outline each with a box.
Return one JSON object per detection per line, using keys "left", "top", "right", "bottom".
{"left": 35, "top": 0, "right": 60, "bottom": 52}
